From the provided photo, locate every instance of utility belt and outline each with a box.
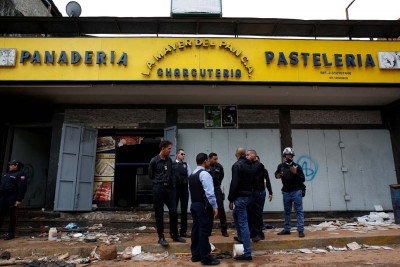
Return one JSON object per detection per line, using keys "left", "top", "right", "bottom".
{"left": 154, "top": 181, "right": 173, "bottom": 187}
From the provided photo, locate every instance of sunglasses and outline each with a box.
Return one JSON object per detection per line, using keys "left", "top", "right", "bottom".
{"left": 180, "top": 153, "right": 185, "bottom": 156}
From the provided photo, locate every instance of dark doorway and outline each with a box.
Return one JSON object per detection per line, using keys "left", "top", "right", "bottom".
{"left": 114, "top": 140, "right": 160, "bottom": 207}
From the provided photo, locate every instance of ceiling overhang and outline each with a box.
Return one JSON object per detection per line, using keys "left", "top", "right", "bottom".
{"left": 0, "top": 16, "right": 399, "bottom": 38}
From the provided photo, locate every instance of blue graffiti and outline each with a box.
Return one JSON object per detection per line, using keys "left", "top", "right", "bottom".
{"left": 296, "top": 155, "right": 318, "bottom": 182}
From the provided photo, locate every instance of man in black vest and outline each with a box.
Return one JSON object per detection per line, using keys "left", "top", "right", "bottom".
{"left": 189, "top": 153, "right": 219, "bottom": 265}
{"left": 148, "top": 140, "right": 185, "bottom": 247}
{"left": 207, "top": 152, "right": 228, "bottom": 237}
{"left": 172, "top": 148, "right": 191, "bottom": 238}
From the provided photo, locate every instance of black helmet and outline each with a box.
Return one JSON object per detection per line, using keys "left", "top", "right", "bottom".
{"left": 9, "top": 160, "right": 23, "bottom": 169}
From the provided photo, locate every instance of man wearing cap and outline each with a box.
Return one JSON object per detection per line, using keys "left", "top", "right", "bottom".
{"left": 0, "top": 160, "right": 28, "bottom": 240}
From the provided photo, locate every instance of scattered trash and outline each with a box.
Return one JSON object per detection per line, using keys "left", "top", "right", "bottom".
{"left": 233, "top": 244, "right": 243, "bottom": 257}
{"left": 132, "top": 251, "right": 169, "bottom": 261}
{"left": 135, "top": 226, "right": 146, "bottom": 231}
{"left": 298, "top": 248, "right": 313, "bottom": 254}
{"left": 312, "top": 249, "right": 328, "bottom": 254}
{"left": 215, "top": 251, "right": 232, "bottom": 259}
{"left": 65, "top": 223, "right": 78, "bottom": 230}
{"left": 57, "top": 253, "right": 69, "bottom": 260}
{"left": 374, "top": 205, "right": 383, "bottom": 211}
{"left": 210, "top": 243, "right": 215, "bottom": 252}
{"left": 131, "top": 245, "right": 141, "bottom": 256}
{"left": 84, "top": 235, "right": 97, "bottom": 243}
{"left": 88, "top": 224, "right": 103, "bottom": 230}
{"left": 262, "top": 223, "right": 275, "bottom": 230}
{"left": 79, "top": 257, "right": 90, "bottom": 264}
{"left": 326, "top": 245, "right": 347, "bottom": 251}
{"left": 346, "top": 242, "right": 361, "bottom": 250}
{"left": 48, "top": 227, "right": 58, "bottom": 241}
{"left": 0, "top": 251, "right": 11, "bottom": 260}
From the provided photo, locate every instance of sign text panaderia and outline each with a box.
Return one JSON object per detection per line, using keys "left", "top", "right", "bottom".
{"left": 19, "top": 50, "right": 127, "bottom": 66}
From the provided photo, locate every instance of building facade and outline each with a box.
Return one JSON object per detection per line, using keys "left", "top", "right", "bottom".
{"left": 1, "top": 18, "right": 400, "bottom": 213}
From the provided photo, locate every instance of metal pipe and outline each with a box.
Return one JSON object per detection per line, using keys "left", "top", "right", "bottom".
{"left": 346, "top": 0, "right": 356, "bottom": 20}
{"left": 42, "top": 0, "right": 52, "bottom": 16}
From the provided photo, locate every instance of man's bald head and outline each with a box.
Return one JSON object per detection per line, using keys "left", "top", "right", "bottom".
{"left": 235, "top": 147, "right": 246, "bottom": 159}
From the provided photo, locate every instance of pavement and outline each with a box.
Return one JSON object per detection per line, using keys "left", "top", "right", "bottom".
{"left": 0, "top": 218, "right": 399, "bottom": 259}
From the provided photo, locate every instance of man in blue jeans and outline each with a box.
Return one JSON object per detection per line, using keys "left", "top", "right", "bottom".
{"left": 274, "top": 147, "right": 306, "bottom": 238}
{"left": 228, "top": 147, "right": 256, "bottom": 261}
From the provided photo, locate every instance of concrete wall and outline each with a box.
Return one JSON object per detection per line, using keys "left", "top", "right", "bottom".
{"left": 11, "top": 0, "right": 50, "bottom": 16}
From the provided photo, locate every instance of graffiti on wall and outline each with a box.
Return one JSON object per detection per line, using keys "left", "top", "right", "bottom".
{"left": 296, "top": 155, "right": 318, "bottom": 182}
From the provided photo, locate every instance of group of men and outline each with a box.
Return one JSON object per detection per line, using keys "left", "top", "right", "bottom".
{"left": 0, "top": 139, "right": 304, "bottom": 265}
{"left": 149, "top": 140, "right": 306, "bottom": 265}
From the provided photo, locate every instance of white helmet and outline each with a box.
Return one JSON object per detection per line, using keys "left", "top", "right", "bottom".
{"left": 282, "top": 147, "right": 295, "bottom": 156}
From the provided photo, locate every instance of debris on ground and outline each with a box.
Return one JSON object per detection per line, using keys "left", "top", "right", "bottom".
{"left": 307, "top": 211, "right": 400, "bottom": 233}
{"left": 131, "top": 251, "right": 169, "bottom": 261}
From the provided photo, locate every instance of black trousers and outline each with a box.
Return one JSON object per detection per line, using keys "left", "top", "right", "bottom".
{"left": 247, "top": 190, "right": 266, "bottom": 238}
{"left": 175, "top": 183, "right": 189, "bottom": 235}
{"left": 152, "top": 183, "right": 178, "bottom": 239}
{"left": 209, "top": 186, "right": 227, "bottom": 234}
{"left": 0, "top": 194, "right": 17, "bottom": 235}
{"left": 190, "top": 202, "right": 213, "bottom": 261}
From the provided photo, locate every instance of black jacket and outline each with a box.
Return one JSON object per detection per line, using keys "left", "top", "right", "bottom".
{"left": 275, "top": 161, "right": 305, "bottom": 192}
{"left": 0, "top": 170, "right": 28, "bottom": 201}
{"left": 148, "top": 155, "right": 173, "bottom": 185}
{"left": 207, "top": 163, "right": 224, "bottom": 188}
{"left": 228, "top": 156, "right": 256, "bottom": 202}
{"left": 172, "top": 161, "right": 189, "bottom": 184}
{"left": 254, "top": 161, "right": 273, "bottom": 195}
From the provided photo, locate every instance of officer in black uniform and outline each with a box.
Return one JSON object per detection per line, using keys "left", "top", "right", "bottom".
{"left": 0, "top": 160, "right": 28, "bottom": 240}
{"left": 207, "top": 152, "right": 229, "bottom": 237}
{"left": 149, "top": 140, "right": 185, "bottom": 247}
{"left": 189, "top": 153, "right": 219, "bottom": 266}
{"left": 172, "top": 148, "right": 191, "bottom": 238}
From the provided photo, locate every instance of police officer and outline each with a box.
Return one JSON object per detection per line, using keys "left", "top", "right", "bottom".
{"left": 0, "top": 160, "right": 28, "bottom": 240}
{"left": 149, "top": 140, "right": 185, "bottom": 247}
{"left": 172, "top": 149, "right": 191, "bottom": 238}
{"left": 189, "top": 153, "right": 219, "bottom": 265}
{"left": 207, "top": 152, "right": 228, "bottom": 237}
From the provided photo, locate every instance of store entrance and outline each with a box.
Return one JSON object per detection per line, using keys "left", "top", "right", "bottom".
{"left": 94, "top": 130, "right": 162, "bottom": 209}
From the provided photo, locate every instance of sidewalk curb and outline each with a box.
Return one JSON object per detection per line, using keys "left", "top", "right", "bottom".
{"left": 3, "top": 234, "right": 400, "bottom": 258}
{"left": 139, "top": 234, "right": 400, "bottom": 253}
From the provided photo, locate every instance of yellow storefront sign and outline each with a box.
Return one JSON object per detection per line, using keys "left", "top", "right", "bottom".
{"left": 0, "top": 37, "right": 399, "bottom": 84}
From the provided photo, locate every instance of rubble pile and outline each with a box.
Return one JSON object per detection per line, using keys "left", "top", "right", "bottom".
{"left": 307, "top": 212, "right": 400, "bottom": 233}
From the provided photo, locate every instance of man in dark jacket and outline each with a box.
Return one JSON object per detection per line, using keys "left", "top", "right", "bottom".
{"left": 0, "top": 160, "right": 28, "bottom": 240}
{"left": 207, "top": 152, "right": 228, "bottom": 237}
{"left": 246, "top": 150, "right": 273, "bottom": 242}
{"left": 228, "top": 147, "right": 256, "bottom": 261}
{"left": 274, "top": 147, "right": 306, "bottom": 238}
